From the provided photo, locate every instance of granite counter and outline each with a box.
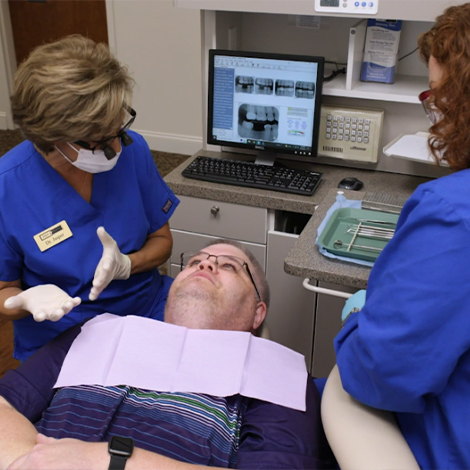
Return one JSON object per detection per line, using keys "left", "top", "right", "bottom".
{"left": 164, "top": 150, "right": 432, "bottom": 288}
{"left": 284, "top": 189, "right": 371, "bottom": 289}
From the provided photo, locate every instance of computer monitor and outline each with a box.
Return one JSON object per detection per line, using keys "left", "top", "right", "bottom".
{"left": 207, "top": 49, "right": 325, "bottom": 165}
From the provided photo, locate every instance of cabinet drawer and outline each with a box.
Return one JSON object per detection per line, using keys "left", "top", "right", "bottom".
{"left": 171, "top": 195, "right": 267, "bottom": 244}
{"left": 170, "top": 229, "right": 267, "bottom": 270}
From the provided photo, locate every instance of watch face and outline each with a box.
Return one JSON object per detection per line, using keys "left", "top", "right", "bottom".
{"left": 109, "top": 436, "right": 134, "bottom": 456}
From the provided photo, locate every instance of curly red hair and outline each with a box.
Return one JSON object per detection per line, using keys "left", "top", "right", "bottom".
{"left": 418, "top": 3, "right": 470, "bottom": 170}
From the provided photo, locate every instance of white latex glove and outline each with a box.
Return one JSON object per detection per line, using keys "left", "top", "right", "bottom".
{"left": 4, "top": 284, "right": 82, "bottom": 322}
{"left": 89, "top": 226, "right": 131, "bottom": 301}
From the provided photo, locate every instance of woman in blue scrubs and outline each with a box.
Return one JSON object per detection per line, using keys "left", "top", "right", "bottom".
{"left": 335, "top": 4, "right": 470, "bottom": 469}
{"left": 0, "top": 35, "right": 179, "bottom": 361}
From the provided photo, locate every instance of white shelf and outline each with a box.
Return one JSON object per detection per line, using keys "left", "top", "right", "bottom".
{"left": 323, "top": 74, "right": 426, "bottom": 104}
{"left": 174, "top": 0, "right": 457, "bottom": 22}
{"left": 383, "top": 132, "right": 448, "bottom": 166}
{"left": 321, "top": 18, "right": 429, "bottom": 104}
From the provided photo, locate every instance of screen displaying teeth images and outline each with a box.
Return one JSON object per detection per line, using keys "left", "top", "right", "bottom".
{"left": 207, "top": 50, "right": 324, "bottom": 158}
{"left": 238, "top": 104, "right": 279, "bottom": 141}
{"left": 235, "top": 76, "right": 254, "bottom": 93}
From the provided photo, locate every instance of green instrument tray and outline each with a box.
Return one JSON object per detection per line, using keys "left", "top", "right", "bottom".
{"left": 317, "top": 207, "right": 399, "bottom": 262}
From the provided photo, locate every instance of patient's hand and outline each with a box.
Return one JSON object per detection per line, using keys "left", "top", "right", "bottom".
{"left": 8, "top": 434, "right": 107, "bottom": 470}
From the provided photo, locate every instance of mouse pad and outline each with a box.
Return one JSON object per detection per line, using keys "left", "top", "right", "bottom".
{"left": 317, "top": 207, "right": 399, "bottom": 262}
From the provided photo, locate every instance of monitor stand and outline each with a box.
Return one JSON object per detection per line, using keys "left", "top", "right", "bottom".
{"left": 254, "top": 151, "right": 276, "bottom": 166}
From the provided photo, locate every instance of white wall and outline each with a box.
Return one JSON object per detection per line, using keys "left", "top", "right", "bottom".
{"left": 0, "top": 0, "right": 204, "bottom": 155}
{"left": 108, "top": 0, "right": 203, "bottom": 154}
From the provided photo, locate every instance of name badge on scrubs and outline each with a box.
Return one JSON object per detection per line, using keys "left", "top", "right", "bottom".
{"left": 34, "top": 220, "right": 73, "bottom": 252}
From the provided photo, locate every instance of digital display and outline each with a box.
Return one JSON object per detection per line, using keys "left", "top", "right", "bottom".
{"left": 207, "top": 50, "right": 324, "bottom": 159}
{"left": 320, "top": 0, "right": 340, "bottom": 6}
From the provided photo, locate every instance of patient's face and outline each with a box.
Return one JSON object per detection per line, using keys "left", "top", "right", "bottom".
{"left": 165, "top": 244, "right": 265, "bottom": 332}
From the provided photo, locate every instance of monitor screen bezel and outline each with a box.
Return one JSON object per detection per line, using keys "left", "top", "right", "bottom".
{"left": 207, "top": 49, "right": 325, "bottom": 161}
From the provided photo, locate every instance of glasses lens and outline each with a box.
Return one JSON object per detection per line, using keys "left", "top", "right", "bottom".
{"left": 419, "top": 89, "right": 441, "bottom": 125}
{"left": 121, "top": 117, "right": 134, "bottom": 133}
{"left": 121, "top": 108, "right": 136, "bottom": 133}
{"left": 418, "top": 89, "right": 431, "bottom": 102}
{"left": 182, "top": 253, "right": 205, "bottom": 269}
{"left": 95, "top": 136, "right": 117, "bottom": 151}
{"left": 181, "top": 252, "right": 243, "bottom": 272}
{"left": 216, "top": 255, "right": 243, "bottom": 272}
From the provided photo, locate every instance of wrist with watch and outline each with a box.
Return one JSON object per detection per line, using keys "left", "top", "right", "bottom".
{"left": 108, "top": 436, "right": 134, "bottom": 470}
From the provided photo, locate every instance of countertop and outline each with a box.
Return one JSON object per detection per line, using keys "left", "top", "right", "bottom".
{"left": 164, "top": 149, "right": 432, "bottom": 288}
{"left": 284, "top": 188, "right": 372, "bottom": 289}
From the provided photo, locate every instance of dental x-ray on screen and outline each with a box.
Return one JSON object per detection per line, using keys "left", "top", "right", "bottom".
{"left": 207, "top": 49, "right": 325, "bottom": 164}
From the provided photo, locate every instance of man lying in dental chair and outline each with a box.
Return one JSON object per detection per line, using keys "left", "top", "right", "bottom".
{"left": 0, "top": 239, "right": 335, "bottom": 470}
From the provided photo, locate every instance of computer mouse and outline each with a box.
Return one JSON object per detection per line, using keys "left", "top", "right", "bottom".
{"left": 338, "top": 177, "right": 364, "bottom": 191}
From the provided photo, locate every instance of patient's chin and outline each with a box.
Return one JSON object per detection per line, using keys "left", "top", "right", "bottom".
{"left": 165, "top": 308, "right": 217, "bottom": 330}
{"left": 165, "top": 285, "right": 218, "bottom": 327}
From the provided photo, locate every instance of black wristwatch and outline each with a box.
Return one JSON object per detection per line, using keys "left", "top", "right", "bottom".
{"left": 108, "top": 436, "right": 134, "bottom": 470}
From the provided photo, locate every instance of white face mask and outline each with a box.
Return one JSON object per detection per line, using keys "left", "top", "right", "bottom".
{"left": 55, "top": 142, "right": 121, "bottom": 173}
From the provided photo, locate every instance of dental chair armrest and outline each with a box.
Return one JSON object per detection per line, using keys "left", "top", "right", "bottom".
{"left": 321, "top": 365, "right": 420, "bottom": 470}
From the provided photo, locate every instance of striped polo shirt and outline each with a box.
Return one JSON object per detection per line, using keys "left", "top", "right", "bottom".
{"left": 36, "top": 384, "right": 246, "bottom": 466}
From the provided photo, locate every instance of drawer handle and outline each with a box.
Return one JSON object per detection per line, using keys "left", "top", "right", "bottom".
{"left": 302, "top": 278, "right": 353, "bottom": 299}
{"left": 210, "top": 205, "right": 220, "bottom": 216}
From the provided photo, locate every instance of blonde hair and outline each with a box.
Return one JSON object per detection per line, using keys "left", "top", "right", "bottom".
{"left": 11, "top": 35, "right": 135, "bottom": 153}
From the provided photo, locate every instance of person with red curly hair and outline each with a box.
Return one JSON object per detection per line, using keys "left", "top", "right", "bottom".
{"left": 334, "top": 4, "right": 470, "bottom": 469}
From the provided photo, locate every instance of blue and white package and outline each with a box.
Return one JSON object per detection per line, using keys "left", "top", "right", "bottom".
{"left": 360, "top": 19, "right": 402, "bottom": 84}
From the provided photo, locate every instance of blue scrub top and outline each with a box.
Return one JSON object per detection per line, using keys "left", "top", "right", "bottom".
{"left": 0, "top": 131, "right": 179, "bottom": 360}
{"left": 335, "top": 168, "right": 470, "bottom": 469}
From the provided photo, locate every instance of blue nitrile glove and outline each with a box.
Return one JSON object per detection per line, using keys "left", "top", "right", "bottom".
{"left": 342, "top": 289, "right": 367, "bottom": 323}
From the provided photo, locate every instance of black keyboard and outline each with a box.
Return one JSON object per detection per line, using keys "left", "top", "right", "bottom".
{"left": 181, "top": 156, "right": 323, "bottom": 196}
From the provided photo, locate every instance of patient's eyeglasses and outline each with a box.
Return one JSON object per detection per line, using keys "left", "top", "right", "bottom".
{"left": 180, "top": 251, "right": 261, "bottom": 301}
{"left": 418, "top": 89, "right": 441, "bottom": 124}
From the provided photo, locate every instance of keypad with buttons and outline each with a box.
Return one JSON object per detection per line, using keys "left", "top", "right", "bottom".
{"left": 319, "top": 105, "right": 384, "bottom": 163}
